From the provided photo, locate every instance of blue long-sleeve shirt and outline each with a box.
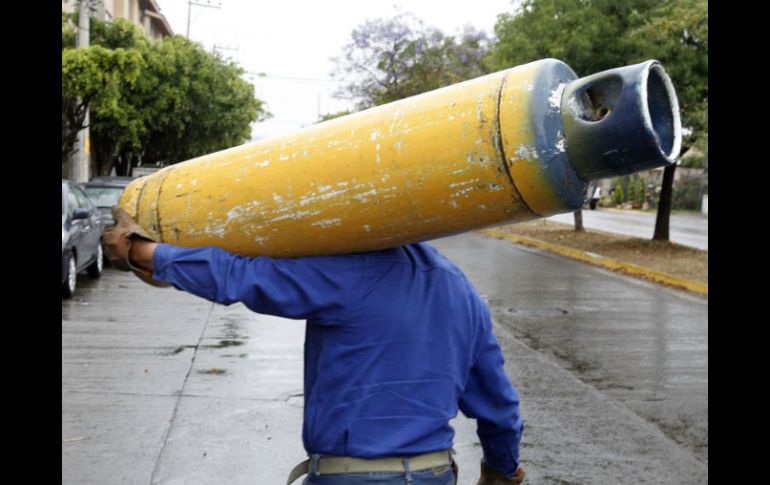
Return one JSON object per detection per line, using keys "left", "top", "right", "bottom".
{"left": 152, "top": 242, "right": 523, "bottom": 475}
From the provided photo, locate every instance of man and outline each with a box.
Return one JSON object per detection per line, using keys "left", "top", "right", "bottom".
{"left": 104, "top": 207, "right": 525, "bottom": 485}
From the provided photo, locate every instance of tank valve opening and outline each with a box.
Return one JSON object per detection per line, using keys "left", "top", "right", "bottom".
{"left": 561, "top": 60, "right": 682, "bottom": 181}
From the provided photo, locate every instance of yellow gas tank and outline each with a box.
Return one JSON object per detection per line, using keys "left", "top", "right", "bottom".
{"left": 119, "top": 58, "right": 680, "bottom": 257}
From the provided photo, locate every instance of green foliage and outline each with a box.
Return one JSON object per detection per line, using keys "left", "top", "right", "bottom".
{"left": 488, "top": 0, "right": 707, "bottom": 149}
{"left": 637, "top": 176, "right": 646, "bottom": 205}
{"left": 333, "top": 13, "right": 492, "bottom": 108}
{"left": 137, "top": 36, "right": 268, "bottom": 165}
{"left": 628, "top": 175, "right": 637, "bottom": 204}
{"left": 490, "top": 0, "right": 706, "bottom": 239}
{"left": 318, "top": 110, "right": 354, "bottom": 123}
{"left": 62, "top": 18, "right": 269, "bottom": 175}
{"left": 488, "top": 0, "right": 664, "bottom": 75}
{"left": 627, "top": 0, "right": 708, "bottom": 149}
{"left": 62, "top": 12, "right": 76, "bottom": 49}
{"left": 613, "top": 181, "right": 625, "bottom": 205}
{"left": 61, "top": 44, "right": 144, "bottom": 163}
{"left": 672, "top": 176, "right": 703, "bottom": 211}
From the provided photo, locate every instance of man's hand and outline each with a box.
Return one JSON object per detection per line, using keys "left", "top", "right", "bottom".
{"left": 103, "top": 206, "right": 169, "bottom": 287}
{"left": 476, "top": 461, "right": 525, "bottom": 485}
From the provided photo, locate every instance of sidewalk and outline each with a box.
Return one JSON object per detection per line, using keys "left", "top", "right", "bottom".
{"left": 63, "top": 259, "right": 706, "bottom": 484}
{"left": 481, "top": 228, "right": 708, "bottom": 295}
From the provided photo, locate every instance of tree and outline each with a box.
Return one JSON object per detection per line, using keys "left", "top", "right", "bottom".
{"left": 137, "top": 36, "right": 268, "bottom": 170}
{"left": 627, "top": 0, "right": 707, "bottom": 240}
{"left": 332, "top": 12, "right": 492, "bottom": 109}
{"left": 62, "top": 44, "right": 143, "bottom": 165}
{"left": 628, "top": 175, "right": 637, "bottom": 206}
{"left": 488, "top": 0, "right": 706, "bottom": 238}
{"left": 62, "top": 16, "right": 269, "bottom": 176}
{"left": 489, "top": 0, "right": 665, "bottom": 230}
{"left": 573, "top": 210, "right": 585, "bottom": 232}
{"left": 614, "top": 181, "right": 625, "bottom": 205}
{"left": 317, "top": 110, "right": 354, "bottom": 123}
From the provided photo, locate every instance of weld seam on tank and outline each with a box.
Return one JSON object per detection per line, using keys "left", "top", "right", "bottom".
{"left": 493, "top": 69, "right": 533, "bottom": 215}
{"left": 153, "top": 168, "right": 174, "bottom": 242}
{"left": 134, "top": 173, "right": 152, "bottom": 224}
{"left": 530, "top": 59, "right": 586, "bottom": 215}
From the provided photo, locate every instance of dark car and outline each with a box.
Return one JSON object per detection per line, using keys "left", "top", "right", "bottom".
{"left": 62, "top": 180, "right": 106, "bottom": 298}
{"left": 80, "top": 176, "right": 134, "bottom": 226}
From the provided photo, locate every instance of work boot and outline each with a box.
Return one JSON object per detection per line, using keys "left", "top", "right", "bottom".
{"left": 476, "top": 461, "right": 525, "bottom": 485}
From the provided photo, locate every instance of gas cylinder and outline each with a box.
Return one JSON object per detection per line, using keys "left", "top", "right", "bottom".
{"left": 119, "top": 58, "right": 680, "bottom": 257}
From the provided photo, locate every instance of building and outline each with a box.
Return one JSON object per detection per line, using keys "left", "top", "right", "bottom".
{"left": 62, "top": 0, "right": 173, "bottom": 40}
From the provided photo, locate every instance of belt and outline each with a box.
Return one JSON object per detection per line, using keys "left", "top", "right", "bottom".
{"left": 287, "top": 449, "right": 454, "bottom": 485}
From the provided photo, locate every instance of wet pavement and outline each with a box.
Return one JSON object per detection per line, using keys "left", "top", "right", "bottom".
{"left": 547, "top": 209, "right": 708, "bottom": 250}
{"left": 62, "top": 232, "right": 707, "bottom": 484}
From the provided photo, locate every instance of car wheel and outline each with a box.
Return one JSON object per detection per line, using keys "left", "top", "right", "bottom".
{"left": 87, "top": 244, "right": 103, "bottom": 278}
{"left": 62, "top": 254, "right": 77, "bottom": 298}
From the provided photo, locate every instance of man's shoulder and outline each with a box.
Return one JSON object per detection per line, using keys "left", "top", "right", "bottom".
{"left": 295, "top": 243, "right": 463, "bottom": 277}
{"left": 402, "top": 243, "right": 464, "bottom": 275}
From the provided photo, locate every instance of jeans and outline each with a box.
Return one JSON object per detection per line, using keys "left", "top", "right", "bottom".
{"left": 302, "top": 466, "right": 456, "bottom": 484}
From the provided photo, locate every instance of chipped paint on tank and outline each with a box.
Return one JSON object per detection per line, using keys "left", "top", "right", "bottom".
{"left": 270, "top": 210, "right": 322, "bottom": 223}
{"left": 298, "top": 188, "right": 349, "bottom": 207}
{"left": 311, "top": 218, "right": 342, "bottom": 228}
{"left": 516, "top": 144, "right": 539, "bottom": 160}
{"left": 352, "top": 189, "right": 378, "bottom": 203}
{"left": 549, "top": 83, "right": 566, "bottom": 109}
{"left": 449, "top": 179, "right": 481, "bottom": 189}
{"left": 555, "top": 136, "right": 567, "bottom": 153}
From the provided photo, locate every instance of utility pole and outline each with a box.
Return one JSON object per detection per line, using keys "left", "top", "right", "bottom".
{"left": 187, "top": 0, "right": 222, "bottom": 38}
{"left": 71, "top": 0, "right": 93, "bottom": 183}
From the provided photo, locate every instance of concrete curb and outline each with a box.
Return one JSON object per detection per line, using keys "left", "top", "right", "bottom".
{"left": 480, "top": 229, "right": 708, "bottom": 296}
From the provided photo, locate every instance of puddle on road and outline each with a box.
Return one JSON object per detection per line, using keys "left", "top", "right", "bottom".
{"left": 506, "top": 307, "right": 570, "bottom": 317}
{"left": 197, "top": 368, "right": 227, "bottom": 375}
{"left": 204, "top": 340, "right": 244, "bottom": 349}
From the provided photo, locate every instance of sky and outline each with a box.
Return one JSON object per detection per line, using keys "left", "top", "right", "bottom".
{"left": 155, "top": 0, "right": 518, "bottom": 141}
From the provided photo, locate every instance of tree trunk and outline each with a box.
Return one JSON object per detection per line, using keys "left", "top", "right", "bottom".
{"left": 574, "top": 210, "right": 585, "bottom": 232}
{"left": 653, "top": 164, "right": 676, "bottom": 241}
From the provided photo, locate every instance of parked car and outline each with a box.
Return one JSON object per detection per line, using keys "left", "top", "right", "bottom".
{"left": 80, "top": 176, "right": 134, "bottom": 226}
{"left": 62, "top": 180, "right": 106, "bottom": 298}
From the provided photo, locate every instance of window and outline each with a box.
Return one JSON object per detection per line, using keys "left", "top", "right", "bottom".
{"left": 72, "top": 187, "right": 93, "bottom": 210}
{"left": 83, "top": 186, "right": 124, "bottom": 208}
{"left": 67, "top": 190, "right": 78, "bottom": 218}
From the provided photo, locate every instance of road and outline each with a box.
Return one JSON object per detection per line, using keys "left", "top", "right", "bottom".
{"left": 62, "top": 232, "right": 707, "bottom": 484}
{"left": 547, "top": 209, "right": 708, "bottom": 250}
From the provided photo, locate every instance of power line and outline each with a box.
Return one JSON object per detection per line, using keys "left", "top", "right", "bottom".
{"left": 187, "top": 0, "right": 222, "bottom": 38}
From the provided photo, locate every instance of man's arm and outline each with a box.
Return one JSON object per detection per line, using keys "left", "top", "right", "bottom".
{"left": 151, "top": 243, "right": 360, "bottom": 320}
{"left": 104, "top": 207, "right": 361, "bottom": 322}
{"left": 459, "top": 307, "right": 524, "bottom": 481}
